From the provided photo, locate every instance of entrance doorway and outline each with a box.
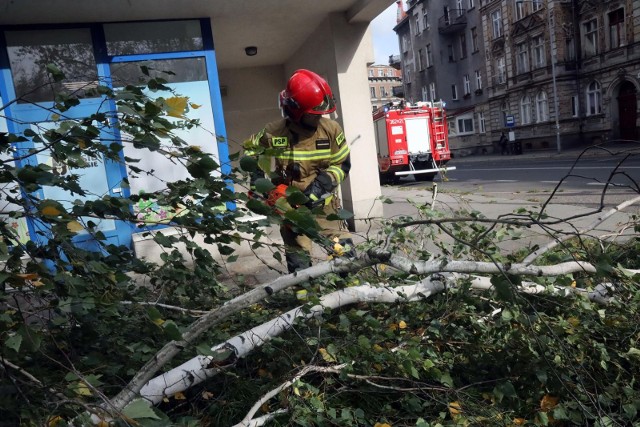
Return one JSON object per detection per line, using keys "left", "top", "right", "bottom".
{"left": 617, "top": 81, "right": 638, "bottom": 141}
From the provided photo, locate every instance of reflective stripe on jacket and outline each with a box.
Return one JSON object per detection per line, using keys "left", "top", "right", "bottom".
{"left": 245, "top": 117, "right": 351, "bottom": 192}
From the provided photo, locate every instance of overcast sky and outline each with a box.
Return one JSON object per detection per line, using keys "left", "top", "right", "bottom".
{"left": 371, "top": 2, "right": 400, "bottom": 65}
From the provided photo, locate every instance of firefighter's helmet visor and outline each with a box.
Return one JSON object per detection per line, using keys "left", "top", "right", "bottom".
{"left": 310, "top": 94, "right": 336, "bottom": 114}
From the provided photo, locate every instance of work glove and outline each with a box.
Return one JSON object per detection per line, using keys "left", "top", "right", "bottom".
{"left": 303, "top": 171, "right": 334, "bottom": 208}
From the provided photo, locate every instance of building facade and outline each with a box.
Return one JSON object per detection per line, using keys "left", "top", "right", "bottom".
{"left": 395, "top": 0, "right": 491, "bottom": 155}
{"left": 395, "top": 0, "right": 640, "bottom": 155}
{"left": 368, "top": 64, "right": 403, "bottom": 110}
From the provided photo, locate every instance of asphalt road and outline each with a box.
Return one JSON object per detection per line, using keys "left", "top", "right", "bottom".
{"left": 387, "top": 155, "right": 640, "bottom": 210}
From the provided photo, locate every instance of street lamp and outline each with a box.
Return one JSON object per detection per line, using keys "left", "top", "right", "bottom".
{"left": 516, "top": 0, "right": 561, "bottom": 153}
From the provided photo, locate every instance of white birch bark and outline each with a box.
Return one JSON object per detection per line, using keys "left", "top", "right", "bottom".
{"left": 136, "top": 270, "right": 616, "bottom": 405}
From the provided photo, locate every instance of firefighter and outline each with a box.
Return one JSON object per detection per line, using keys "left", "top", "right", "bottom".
{"left": 244, "top": 69, "right": 353, "bottom": 273}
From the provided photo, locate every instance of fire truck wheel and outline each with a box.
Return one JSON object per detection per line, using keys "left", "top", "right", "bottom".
{"left": 379, "top": 173, "right": 400, "bottom": 185}
{"left": 415, "top": 172, "right": 436, "bottom": 182}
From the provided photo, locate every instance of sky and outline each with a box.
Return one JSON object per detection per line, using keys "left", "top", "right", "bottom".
{"left": 371, "top": 2, "right": 401, "bottom": 65}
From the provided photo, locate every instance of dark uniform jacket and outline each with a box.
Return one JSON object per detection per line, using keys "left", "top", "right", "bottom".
{"left": 245, "top": 117, "right": 351, "bottom": 194}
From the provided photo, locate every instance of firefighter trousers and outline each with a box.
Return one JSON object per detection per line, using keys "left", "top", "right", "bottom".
{"left": 280, "top": 199, "right": 352, "bottom": 273}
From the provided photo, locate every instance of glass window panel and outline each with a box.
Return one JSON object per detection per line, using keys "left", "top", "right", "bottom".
{"left": 111, "top": 58, "right": 218, "bottom": 195}
{"left": 109, "top": 57, "right": 207, "bottom": 87}
{"left": 104, "top": 20, "right": 203, "bottom": 56}
{"left": 5, "top": 29, "right": 98, "bottom": 103}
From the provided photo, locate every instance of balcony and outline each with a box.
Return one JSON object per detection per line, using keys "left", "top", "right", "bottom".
{"left": 392, "top": 86, "right": 404, "bottom": 98}
{"left": 438, "top": 9, "right": 467, "bottom": 35}
{"left": 388, "top": 54, "right": 402, "bottom": 70}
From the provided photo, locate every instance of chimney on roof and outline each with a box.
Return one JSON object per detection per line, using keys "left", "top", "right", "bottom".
{"left": 396, "top": 0, "right": 407, "bottom": 23}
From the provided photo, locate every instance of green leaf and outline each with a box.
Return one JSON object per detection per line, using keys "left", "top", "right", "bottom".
{"left": 490, "top": 275, "right": 514, "bottom": 302}
{"left": 538, "top": 411, "right": 549, "bottom": 425}
{"left": 438, "top": 371, "right": 454, "bottom": 387}
{"left": 122, "top": 399, "right": 161, "bottom": 420}
{"left": 163, "top": 320, "right": 182, "bottom": 340}
{"left": 336, "top": 209, "right": 354, "bottom": 220}
{"left": 553, "top": 406, "right": 570, "bottom": 420}
{"left": 285, "top": 188, "right": 307, "bottom": 206}
{"left": 146, "top": 306, "right": 163, "bottom": 322}
{"left": 195, "top": 344, "right": 215, "bottom": 356}
{"left": 211, "top": 347, "right": 235, "bottom": 362}
{"left": 246, "top": 198, "right": 271, "bottom": 216}
{"left": 153, "top": 233, "right": 174, "bottom": 248}
{"left": 627, "top": 347, "right": 640, "bottom": 359}
{"left": 5, "top": 334, "right": 22, "bottom": 352}
{"left": 239, "top": 156, "right": 258, "bottom": 172}
{"left": 254, "top": 178, "right": 275, "bottom": 194}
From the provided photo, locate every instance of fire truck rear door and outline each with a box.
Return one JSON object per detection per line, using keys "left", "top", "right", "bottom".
{"left": 404, "top": 117, "right": 431, "bottom": 155}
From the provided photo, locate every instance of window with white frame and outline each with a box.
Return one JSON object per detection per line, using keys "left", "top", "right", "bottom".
{"left": 418, "top": 48, "right": 426, "bottom": 70}
{"left": 459, "top": 33, "right": 467, "bottom": 58}
{"left": 471, "top": 27, "right": 479, "bottom": 52}
{"left": 532, "top": 35, "right": 545, "bottom": 68}
{"left": 475, "top": 69, "right": 482, "bottom": 89}
{"left": 535, "top": 91, "right": 548, "bottom": 122}
{"left": 381, "top": 86, "right": 388, "bottom": 97}
{"left": 532, "top": 0, "right": 542, "bottom": 11}
{"left": 571, "top": 95, "right": 579, "bottom": 117}
{"left": 478, "top": 111, "right": 486, "bottom": 133}
{"left": 405, "top": 67, "right": 412, "bottom": 83}
{"left": 520, "top": 95, "right": 532, "bottom": 124}
{"left": 457, "top": 113, "right": 474, "bottom": 134}
{"left": 516, "top": 42, "right": 529, "bottom": 74}
{"left": 369, "top": 69, "right": 374, "bottom": 77}
{"left": 583, "top": 19, "right": 598, "bottom": 57}
{"left": 491, "top": 9, "right": 503, "bottom": 39}
{"left": 423, "top": 9, "right": 429, "bottom": 29}
{"left": 586, "top": 81, "right": 602, "bottom": 115}
{"left": 370, "top": 87, "right": 376, "bottom": 98}
{"left": 457, "top": 0, "right": 463, "bottom": 11}
{"left": 469, "top": 0, "right": 475, "bottom": 9}
{"left": 463, "top": 74, "right": 471, "bottom": 95}
{"left": 448, "top": 44, "right": 455, "bottom": 62}
{"left": 515, "top": 0, "right": 525, "bottom": 20}
{"left": 426, "top": 44, "right": 433, "bottom": 67}
{"left": 378, "top": 69, "right": 384, "bottom": 77}
{"left": 414, "top": 15, "right": 421, "bottom": 35}
{"left": 429, "top": 82, "right": 437, "bottom": 101}
{"left": 608, "top": 8, "right": 625, "bottom": 49}
{"left": 452, "top": 84, "right": 458, "bottom": 100}
{"left": 496, "top": 56, "right": 506, "bottom": 84}
{"left": 387, "top": 69, "right": 395, "bottom": 77}
{"left": 421, "top": 85, "right": 428, "bottom": 102}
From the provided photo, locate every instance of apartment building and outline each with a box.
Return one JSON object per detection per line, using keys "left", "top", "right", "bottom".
{"left": 395, "top": 0, "right": 639, "bottom": 155}
{"left": 368, "top": 64, "right": 403, "bottom": 111}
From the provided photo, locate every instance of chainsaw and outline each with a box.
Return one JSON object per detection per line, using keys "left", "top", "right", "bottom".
{"left": 265, "top": 184, "right": 331, "bottom": 211}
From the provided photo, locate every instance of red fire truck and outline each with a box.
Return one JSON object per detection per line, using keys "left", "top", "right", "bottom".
{"left": 373, "top": 101, "right": 455, "bottom": 183}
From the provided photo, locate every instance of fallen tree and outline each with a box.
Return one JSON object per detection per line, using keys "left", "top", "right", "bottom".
{"left": 2, "top": 69, "right": 640, "bottom": 426}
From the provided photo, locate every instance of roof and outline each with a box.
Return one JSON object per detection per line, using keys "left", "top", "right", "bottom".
{"left": 0, "top": 0, "right": 395, "bottom": 69}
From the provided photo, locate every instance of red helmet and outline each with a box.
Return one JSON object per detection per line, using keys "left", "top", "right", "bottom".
{"left": 279, "top": 69, "right": 336, "bottom": 122}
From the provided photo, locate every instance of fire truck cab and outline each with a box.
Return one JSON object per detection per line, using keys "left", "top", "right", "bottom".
{"left": 373, "top": 101, "right": 455, "bottom": 184}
